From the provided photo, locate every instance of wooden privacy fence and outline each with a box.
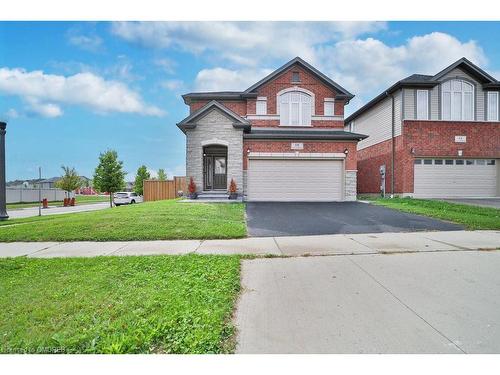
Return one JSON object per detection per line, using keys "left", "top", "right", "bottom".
{"left": 143, "top": 177, "right": 187, "bottom": 202}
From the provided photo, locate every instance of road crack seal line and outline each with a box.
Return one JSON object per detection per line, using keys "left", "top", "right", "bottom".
{"left": 418, "top": 235, "right": 472, "bottom": 251}
{"left": 272, "top": 237, "right": 284, "bottom": 255}
{"left": 347, "top": 255, "right": 467, "bottom": 354}
{"left": 26, "top": 242, "right": 61, "bottom": 257}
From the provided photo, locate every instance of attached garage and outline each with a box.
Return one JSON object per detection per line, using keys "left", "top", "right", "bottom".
{"left": 414, "top": 158, "right": 499, "bottom": 198}
{"left": 247, "top": 157, "right": 344, "bottom": 201}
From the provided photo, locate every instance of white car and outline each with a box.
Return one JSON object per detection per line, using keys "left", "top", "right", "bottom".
{"left": 113, "top": 192, "right": 143, "bottom": 206}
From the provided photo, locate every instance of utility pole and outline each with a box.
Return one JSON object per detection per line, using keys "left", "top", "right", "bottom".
{"left": 38, "top": 167, "right": 42, "bottom": 217}
{"left": 0, "top": 122, "right": 8, "bottom": 220}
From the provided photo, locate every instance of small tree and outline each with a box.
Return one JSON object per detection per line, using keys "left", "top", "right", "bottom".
{"left": 93, "top": 150, "right": 126, "bottom": 208}
{"left": 56, "top": 166, "right": 83, "bottom": 198}
{"left": 134, "top": 165, "right": 150, "bottom": 195}
{"left": 157, "top": 168, "right": 167, "bottom": 181}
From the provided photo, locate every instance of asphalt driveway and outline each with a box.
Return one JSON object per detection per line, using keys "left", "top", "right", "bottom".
{"left": 246, "top": 202, "right": 463, "bottom": 237}
{"left": 235, "top": 250, "right": 500, "bottom": 353}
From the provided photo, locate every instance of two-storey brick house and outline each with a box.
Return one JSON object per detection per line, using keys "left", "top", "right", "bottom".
{"left": 177, "top": 57, "right": 367, "bottom": 201}
{"left": 345, "top": 58, "right": 500, "bottom": 198}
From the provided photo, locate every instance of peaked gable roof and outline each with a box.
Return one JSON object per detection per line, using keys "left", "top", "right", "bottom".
{"left": 345, "top": 57, "right": 500, "bottom": 124}
{"left": 432, "top": 57, "right": 498, "bottom": 83}
{"left": 176, "top": 100, "right": 250, "bottom": 133}
{"left": 244, "top": 56, "right": 354, "bottom": 100}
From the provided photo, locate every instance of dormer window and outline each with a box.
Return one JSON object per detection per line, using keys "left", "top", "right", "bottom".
{"left": 279, "top": 91, "right": 312, "bottom": 126}
{"left": 291, "top": 71, "right": 300, "bottom": 83}
{"left": 441, "top": 79, "right": 474, "bottom": 121}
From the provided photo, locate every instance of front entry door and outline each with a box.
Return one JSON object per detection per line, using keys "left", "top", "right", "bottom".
{"left": 203, "top": 155, "right": 227, "bottom": 190}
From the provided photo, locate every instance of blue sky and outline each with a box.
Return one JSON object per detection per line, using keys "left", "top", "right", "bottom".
{"left": 1, "top": 21, "right": 500, "bottom": 181}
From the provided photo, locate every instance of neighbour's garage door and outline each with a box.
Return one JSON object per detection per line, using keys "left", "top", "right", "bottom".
{"left": 414, "top": 158, "right": 498, "bottom": 198}
{"left": 247, "top": 159, "right": 343, "bottom": 201}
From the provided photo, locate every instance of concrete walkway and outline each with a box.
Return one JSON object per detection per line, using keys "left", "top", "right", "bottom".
{"left": 6, "top": 202, "right": 110, "bottom": 219}
{"left": 0, "top": 230, "right": 499, "bottom": 258}
{"left": 235, "top": 250, "right": 500, "bottom": 353}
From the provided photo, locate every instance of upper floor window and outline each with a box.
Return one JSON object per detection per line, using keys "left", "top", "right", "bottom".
{"left": 279, "top": 91, "right": 312, "bottom": 126}
{"left": 256, "top": 97, "right": 267, "bottom": 115}
{"left": 487, "top": 91, "right": 499, "bottom": 121}
{"left": 324, "top": 98, "right": 335, "bottom": 116}
{"left": 416, "top": 90, "right": 428, "bottom": 120}
{"left": 441, "top": 79, "right": 474, "bottom": 121}
{"left": 291, "top": 71, "right": 300, "bottom": 83}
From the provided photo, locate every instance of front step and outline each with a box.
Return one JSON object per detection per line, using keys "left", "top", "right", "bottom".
{"left": 198, "top": 191, "right": 229, "bottom": 200}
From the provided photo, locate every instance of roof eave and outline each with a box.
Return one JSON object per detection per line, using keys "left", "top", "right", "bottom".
{"left": 243, "top": 132, "right": 367, "bottom": 141}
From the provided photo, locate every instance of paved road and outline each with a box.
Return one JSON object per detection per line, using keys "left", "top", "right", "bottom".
{"left": 246, "top": 202, "right": 463, "bottom": 237}
{"left": 235, "top": 250, "right": 500, "bottom": 353}
{"left": 6, "top": 202, "right": 110, "bottom": 219}
{"left": 438, "top": 198, "right": 500, "bottom": 209}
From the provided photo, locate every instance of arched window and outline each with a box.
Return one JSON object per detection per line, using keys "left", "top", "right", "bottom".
{"left": 279, "top": 91, "right": 312, "bottom": 126}
{"left": 441, "top": 79, "right": 474, "bottom": 121}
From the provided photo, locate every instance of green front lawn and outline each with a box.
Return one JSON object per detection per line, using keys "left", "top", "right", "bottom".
{"left": 0, "top": 255, "right": 240, "bottom": 354}
{"left": 0, "top": 200, "right": 247, "bottom": 242}
{"left": 7, "top": 195, "right": 109, "bottom": 210}
{"left": 370, "top": 197, "right": 500, "bottom": 230}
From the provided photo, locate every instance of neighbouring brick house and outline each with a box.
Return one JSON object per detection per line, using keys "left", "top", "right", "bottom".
{"left": 345, "top": 57, "right": 500, "bottom": 198}
{"left": 177, "top": 57, "right": 366, "bottom": 201}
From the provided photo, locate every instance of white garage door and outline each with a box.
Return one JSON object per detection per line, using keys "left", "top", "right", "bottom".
{"left": 414, "top": 158, "right": 498, "bottom": 198}
{"left": 247, "top": 159, "right": 343, "bottom": 201}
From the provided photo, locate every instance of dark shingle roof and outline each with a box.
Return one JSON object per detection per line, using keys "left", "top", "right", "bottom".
{"left": 244, "top": 128, "right": 367, "bottom": 141}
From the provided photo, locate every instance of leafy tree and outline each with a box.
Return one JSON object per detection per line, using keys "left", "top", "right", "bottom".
{"left": 157, "top": 168, "right": 167, "bottom": 181}
{"left": 55, "top": 166, "right": 82, "bottom": 197}
{"left": 134, "top": 165, "right": 151, "bottom": 195}
{"left": 93, "top": 150, "right": 126, "bottom": 208}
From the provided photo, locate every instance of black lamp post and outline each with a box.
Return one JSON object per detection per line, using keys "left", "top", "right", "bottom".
{"left": 0, "top": 122, "right": 8, "bottom": 220}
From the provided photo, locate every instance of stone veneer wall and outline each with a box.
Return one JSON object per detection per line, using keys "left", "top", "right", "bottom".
{"left": 344, "top": 170, "right": 357, "bottom": 201}
{"left": 185, "top": 108, "right": 244, "bottom": 193}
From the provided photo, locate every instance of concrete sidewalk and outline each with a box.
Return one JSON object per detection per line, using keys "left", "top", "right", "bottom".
{"left": 0, "top": 230, "right": 499, "bottom": 258}
{"left": 7, "top": 202, "right": 110, "bottom": 219}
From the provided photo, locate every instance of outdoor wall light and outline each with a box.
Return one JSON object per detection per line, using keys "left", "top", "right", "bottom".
{"left": 410, "top": 147, "right": 416, "bottom": 154}
{"left": 247, "top": 148, "right": 251, "bottom": 154}
{"left": 343, "top": 148, "right": 349, "bottom": 155}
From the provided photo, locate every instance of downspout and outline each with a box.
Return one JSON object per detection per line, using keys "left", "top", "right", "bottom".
{"left": 391, "top": 93, "right": 395, "bottom": 198}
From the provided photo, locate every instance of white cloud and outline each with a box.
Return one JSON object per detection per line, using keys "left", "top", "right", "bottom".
{"left": 0, "top": 67, "right": 164, "bottom": 117}
{"left": 161, "top": 79, "right": 185, "bottom": 91}
{"left": 194, "top": 67, "right": 272, "bottom": 91}
{"left": 67, "top": 31, "right": 103, "bottom": 53}
{"left": 315, "top": 32, "right": 487, "bottom": 113}
{"left": 154, "top": 58, "right": 177, "bottom": 74}
{"left": 111, "top": 21, "right": 387, "bottom": 66}
{"left": 1, "top": 108, "right": 19, "bottom": 121}
{"left": 25, "top": 98, "right": 63, "bottom": 118}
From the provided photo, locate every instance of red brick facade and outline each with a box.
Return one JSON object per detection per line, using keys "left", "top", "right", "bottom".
{"left": 357, "top": 120, "right": 500, "bottom": 194}
{"left": 188, "top": 63, "right": 346, "bottom": 129}
{"left": 243, "top": 140, "right": 358, "bottom": 170}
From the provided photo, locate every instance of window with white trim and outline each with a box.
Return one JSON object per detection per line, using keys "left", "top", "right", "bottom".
{"left": 256, "top": 97, "right": 267, "bottom": 115}
{"left": 441, "top": 79, "right": 474, "bottom": 121}
{"left": 416, "top": 90, "right": 428, "bottom": 120}
{"left": 279, "top": 91, "right": 312, "bottom": 126}
{"left": 487, "top": 91, "right": 499, "bottom": 121}
{"left": 324, "top": 98, "right": 335, "bottom": 116}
